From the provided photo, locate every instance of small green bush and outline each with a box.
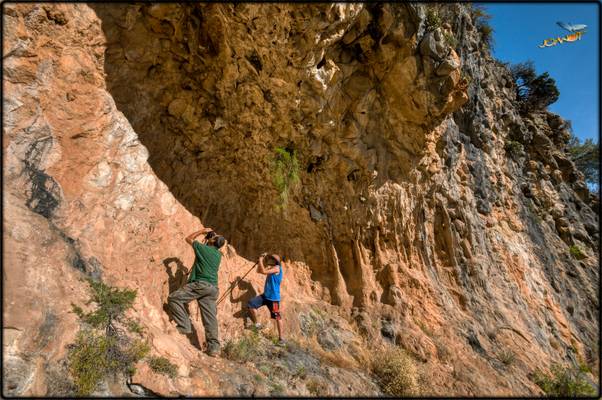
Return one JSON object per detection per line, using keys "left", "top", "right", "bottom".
{"left": 425, "top": 8, "right": 441, "bottom": 32}
{"left": 504, "top": 139, "right": 524, "bottom": 156}
{"left": 532, "top": 363, "right": 596, "bottom": 396}
{"left": 478, "top": 23, "right": 494, "bottom": 49}
{"left": 126, "top": 319, "right": 145, "bottom": 335}
{"left": 497, "top": 349, "right": 515, "bottom": 366}
{"left": 68, "top": 331, "right": 111, "bottom": 395}
{"left": 68, "top": 331, "right": 149, "bottom": 395}
{"left": 306, "top": 378, "right": 328, "bottom": 396}
{"left": 472, "top": 6, "right": 488, "bottom": 20}
{"left": 148, "top": 356, "right": 178, "bottom": 379}
{"left": 472, "top": 5, "right": 494, "bottom": 49}
{"left": 433, "top": 337, "right": 451, "bottom": 363}
{"left": 272, "top": 146, "right": 300, "bottom": 208}
{"left": 68, "top": 279, "right": 149, "bottom": 395}
{"left": 270, "top": 382, "right": 285, "bottom": 395}
{"left": 372, "top": 346, "right": 420, "bottom": 396}
{"left": 566, "top": 135, "right": 599, "bottom": 187}
{"left": 511, "top": 61, "right": 560, "bottom": 112}
{"left": 569, "top": 245, "right": 586, "bottom": 259}
{"left": 223, "top": 331, "right": 263, "bottom": 362}
{"left": 73, "top": 279, "right": 137, "bottom": 330}
{"left": 292, "top": 365, "right": 307, "bottom": 379}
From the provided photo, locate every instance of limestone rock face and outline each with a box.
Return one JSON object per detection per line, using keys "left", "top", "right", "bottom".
{"left": 3, "top": 3, "right": 598, "bottom": 396}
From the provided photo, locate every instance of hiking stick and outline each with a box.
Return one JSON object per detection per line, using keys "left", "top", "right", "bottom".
{"left": 216, "top": 262, "right": 258, "bottom": 306}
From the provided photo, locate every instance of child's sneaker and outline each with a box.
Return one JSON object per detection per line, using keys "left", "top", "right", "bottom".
{"left": 245, "top": 323, "right": 264, "bottom": 331}
{"left": 276, "top": 339, "right": 286, "bottom": 347}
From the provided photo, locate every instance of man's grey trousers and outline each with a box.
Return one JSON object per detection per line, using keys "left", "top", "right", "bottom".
{"left": 167, "top": 280, "right": 219, "bottom": 351}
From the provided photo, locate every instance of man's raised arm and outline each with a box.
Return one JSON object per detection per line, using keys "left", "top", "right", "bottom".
{"left": 185, "top": 227, "right": 213, "bottom": 246}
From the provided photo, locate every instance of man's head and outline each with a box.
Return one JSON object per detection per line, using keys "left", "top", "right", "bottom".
{"left": 206, "top": 233, "right": 225, "bottom": 249}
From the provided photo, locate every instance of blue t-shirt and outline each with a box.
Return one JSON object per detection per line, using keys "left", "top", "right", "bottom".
{"left": 263, "top": 263, "right": 283, "bottom": 301}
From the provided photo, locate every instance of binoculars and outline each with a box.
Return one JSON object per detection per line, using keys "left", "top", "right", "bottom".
{"left": 205, "top": 231, "right": 216, "bottom": 240}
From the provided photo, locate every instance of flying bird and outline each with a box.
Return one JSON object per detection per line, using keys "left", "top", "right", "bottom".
{"left": 556, "top": 22, "right": 587, "bottom": 33}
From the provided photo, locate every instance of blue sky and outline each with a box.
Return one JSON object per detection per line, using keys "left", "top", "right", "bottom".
{"left": 484, "top": 3, "right": 599, "bottom": 144}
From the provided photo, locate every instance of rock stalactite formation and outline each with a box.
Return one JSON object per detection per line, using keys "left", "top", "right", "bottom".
{"left": 3, "top": 3, "right": 598, "bottom": 396}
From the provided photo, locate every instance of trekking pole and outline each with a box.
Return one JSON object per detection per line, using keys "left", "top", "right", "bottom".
{"left": 216, "top": 262, "right": 258, "bottom": 306}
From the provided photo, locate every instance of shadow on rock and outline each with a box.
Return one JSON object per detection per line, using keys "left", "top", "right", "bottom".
{"left": 229, "top": 277, "right": 257, "bottom": 326}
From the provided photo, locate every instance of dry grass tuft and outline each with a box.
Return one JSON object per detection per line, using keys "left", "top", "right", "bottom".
{"left": 371, "top": 345, "right": 421, "bottom": 396}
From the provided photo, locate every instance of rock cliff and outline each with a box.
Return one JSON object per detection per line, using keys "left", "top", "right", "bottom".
{"left": 3, "top": 3, "right": 599, "bottom": 396}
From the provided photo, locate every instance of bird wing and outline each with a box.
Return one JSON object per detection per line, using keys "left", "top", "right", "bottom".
{"left": 556, "top": 21, "right": 574, "bottom": 32}
{"left": 572, "top": 24, "right": 587, "bottom": 32}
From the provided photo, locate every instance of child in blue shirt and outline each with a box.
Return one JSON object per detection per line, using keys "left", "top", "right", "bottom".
{"left": 247, "top": 253, "right": 284, "bottom": 345}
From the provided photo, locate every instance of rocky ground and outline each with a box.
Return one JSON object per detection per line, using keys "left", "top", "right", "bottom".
{"left": 3, "top": 3, "right": 599, "bottom": 396}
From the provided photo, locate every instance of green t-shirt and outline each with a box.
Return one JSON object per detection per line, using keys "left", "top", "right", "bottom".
{"left": 188, "top": 240, "right": 222, "bottom": 286}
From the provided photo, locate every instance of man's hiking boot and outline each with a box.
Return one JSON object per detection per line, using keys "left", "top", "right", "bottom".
{"left": 177, "top": 326, "right": 192, "bottom": 335}
{"left": 206, "top": 347, "right": 220, "bottom": 358}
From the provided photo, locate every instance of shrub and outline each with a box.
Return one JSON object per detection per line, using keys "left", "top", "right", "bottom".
{"left": 223, "top": 331, "right": 263, "bottom": 362}
{"left": 67, "top": 331, "right": 149, "bottom": 395}
{"left": 497, "top": 349, "right": 515, "bottom": 366}
{"left": 472, "top": 6, "right": 488, "bottom": 20}
{"left": 68, "top": 331, "right": 111, "bottom": 395}
{"left": 425, "top": 8, "right": 441, "bottom": 32}
{"left": 272, "top": 146, "right": 300, "bottom": 208}
{"left": 528, "top": 72, "right": 559, "bottom": 109}
{"left": 371, "top": 346, "right": 420, "bottom": 396}
{"left": 306, "top": 378, "right": 329, "bottom": 396}
{"left": 478, "top": 23, "right": 494, "bottom": 49}
{"left": 126, "top": 319, "right": 145, "bottom": 335}
{"left": 510, "top": 61, "right": 559, "bottom": 112}
{"left": 566, "top": 135, "right": 599, "bottom": 188}
{"left": 68, "top": 279, "right": 149, "bottom": 395}
{"left": 569, "top": 245, "right": 586, "bottom": 259}
{"left": 148, "top": 356, "right": 178, "bottom": 379}
{"left": 292, "top": 365, "right": 307, "bottom": 379}
{"left": 270, "top": 382, "right": 285, "bottom": 395}
{"left": 433, "top": 337, "right": 451, "bottom": 363}
{"left": 72, "top": 279, "right": 137, "bottom": 332}
{"left": 504, "top": 139, "right": 524, "bottom": 157}
{"left": 532, "top": 363, "right": 596, "bottom": 396}
{"left": 472, "top": 5, "right": 494, "bottom": 49}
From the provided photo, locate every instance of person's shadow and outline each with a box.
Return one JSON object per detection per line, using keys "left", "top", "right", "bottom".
{"left": 164, "top": 257, "right": 188, "bottom": 294}
{"left": 162, "top": 257, "right": 201, "bottom": 349}
{"left": 229, "top": 277, "right": 257, "bottom": 327}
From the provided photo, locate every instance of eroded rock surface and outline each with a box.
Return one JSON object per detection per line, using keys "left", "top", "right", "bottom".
{"left": 3, "top": 3, "right": 598, "bottom": 396}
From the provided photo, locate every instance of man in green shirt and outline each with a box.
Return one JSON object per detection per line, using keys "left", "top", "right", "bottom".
{"left": 167, "top": 227, "right": 225, "bottom": 357}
